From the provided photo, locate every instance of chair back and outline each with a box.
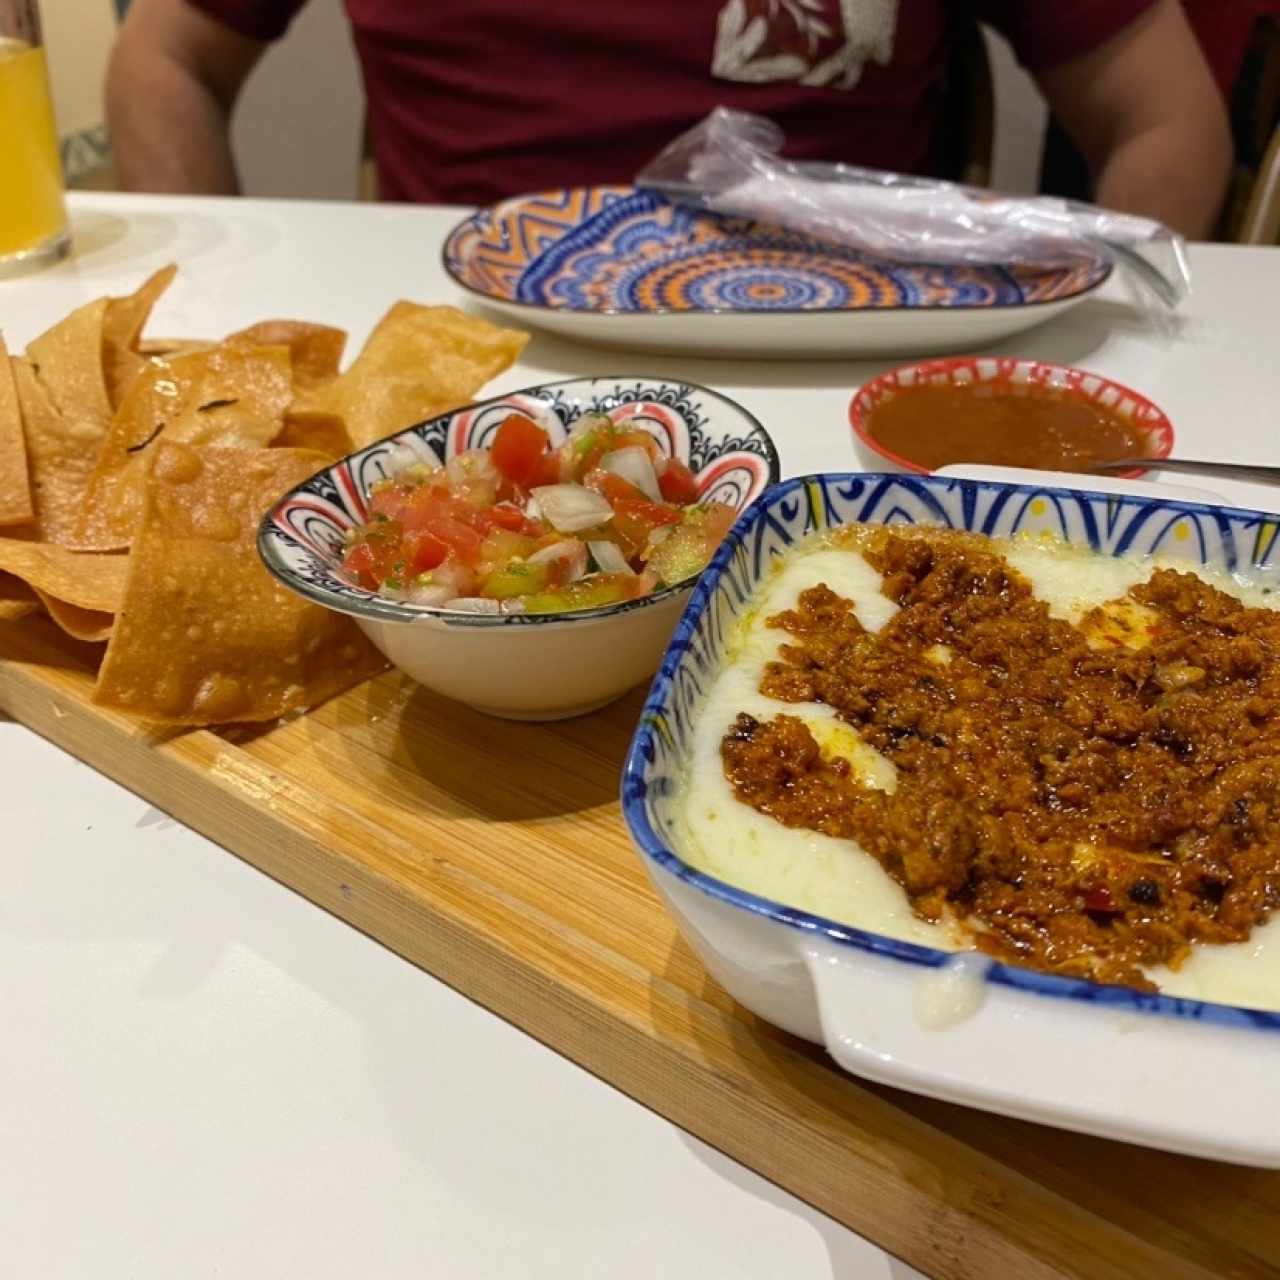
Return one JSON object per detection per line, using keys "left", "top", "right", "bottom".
{"left": 1234, "top": 15, "right": 1280, "bottom": 243}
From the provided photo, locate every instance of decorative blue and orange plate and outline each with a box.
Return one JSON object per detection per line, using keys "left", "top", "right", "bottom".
{"left": 442, "top": 186, "right": 1111, "bottom": 359}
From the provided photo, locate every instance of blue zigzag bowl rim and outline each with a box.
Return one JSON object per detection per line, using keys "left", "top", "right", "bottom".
{"left": 258, "top": 375, "right": 781, "bottom": 629}
{"left": 441, "top": 185, "right": 1114, "bottom": 318}
{"left": 621, "top": 472, "right": 1280, "bottom": 1033}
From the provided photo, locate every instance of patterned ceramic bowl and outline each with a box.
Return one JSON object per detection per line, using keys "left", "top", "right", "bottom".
{"left": 259, "top": 376, "right": 779, "bottom": 720}
{"left": 623, "top": 472, "right": 1280, "bottom": 1166}
{"left": 849, "top": 356, "right": 1175, "bottom": 479}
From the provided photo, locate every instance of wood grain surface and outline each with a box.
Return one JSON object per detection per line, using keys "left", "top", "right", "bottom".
{"left": 2, "top": 615, "right": 1276, "bottom": 1280}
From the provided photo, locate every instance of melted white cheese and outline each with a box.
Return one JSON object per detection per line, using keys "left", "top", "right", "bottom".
{"left": 678, "top": 548, "right": 961, "bottom": 951}
{"left": 913, "top": 953, "right": 993, "bottom": 1030}
{"left": 678, "top": 532, "right": 1280, "bottom": 1013}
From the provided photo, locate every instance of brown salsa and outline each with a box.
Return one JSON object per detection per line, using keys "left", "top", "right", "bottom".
{"left": 865, "top": 381, "right": 1151, "bottom": 473}
{"left": 720, "top": 528, "right": 1280, "bottom": 989}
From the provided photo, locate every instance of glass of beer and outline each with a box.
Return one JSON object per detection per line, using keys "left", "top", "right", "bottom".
{"left": 0, "top": 0, "right": 68, "bottom": 274}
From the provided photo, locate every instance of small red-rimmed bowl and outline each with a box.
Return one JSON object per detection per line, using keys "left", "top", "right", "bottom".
{"left": 849, "top": 356, "right": 1175, "bottom": 480}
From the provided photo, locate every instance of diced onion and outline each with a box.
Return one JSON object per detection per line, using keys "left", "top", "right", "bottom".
{"left": 405, "top": 583, "right": 453, "bottom": 607}
{"left": 567, "top": 411, "right": 611, "bottom": 445}
{"left": 647, "top": 525, "right": 674, "bottom": 548}
{"left": 443, "top": 597, "right": 502, "bottom": 614}
{"left": 588, "top": 540, "right": 635, "bottom": 576}
{"left": 528, "top": 538, "right": 587, "bottom": 582}
{"left": 446, "top": 449, "right": 499, "bottom": 500}
{"left": 414, "top": 561, "right": 474, "bottom": 600}
{"left": 385, "top": 444, "right": 430, "bottom": 477}
{"left": 531, "top": 484, "right": 613, "bottom": 533}
{"left": 599, "top": 446, "right": 661, "bottom": 502}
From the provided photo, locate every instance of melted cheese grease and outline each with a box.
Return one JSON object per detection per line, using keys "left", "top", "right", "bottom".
{"left": 678, "top": 532, "right": 1280, "bottom": 1014}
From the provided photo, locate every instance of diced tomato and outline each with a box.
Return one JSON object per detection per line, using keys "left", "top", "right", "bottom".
{"left": 420, "top": 516, "right": 484, "bottom": 566}
{"left": 488, "top": 501, "right": 542, "bottom": 536}
{"left": 613, "top": 498, "right": 682, "bottom": 540}
{"left": 402, "top": 526, "right": 450, "bottom": 573}
{"left": 658, "top": 458, "right": 699, "bottom": 505}
{"left": 491, "top": 414, "right": 551, "bottom": 487}
{"left": 530, "top": 449, "right": 564, "bottom": 488}
{"left": 341, "top": 521, "right": 403, "bottom": 589}
{"left": 612, "top": 428, "right": 663, "bottom": 464}
{"left": 489, "top": 501, "right": 525, "bottom": 531}
{"left": 607, "top": 499, "right": 682, "bottom": 560}
{"left": 397, "top": 489, "right": 440, "bottom": 533}
{"left": 346, "top": 434, "right": 716, "bottom": 608}
{"left": 455, "top": 505, "right": 493, "bottom": 534}
{"left": 584, "top": 469, "right": 648, "bottom": 505}
{"left": 617, "top": 499, "right": 684, "bottom": 527}
{"left": 367, "top": 482, "right": 414, "bottom": 524}
{"left": 341, "top": 542, "right": 380, "bottom": 590}
{"left": 400, "top": 487, "right": 492, "bottom": 537}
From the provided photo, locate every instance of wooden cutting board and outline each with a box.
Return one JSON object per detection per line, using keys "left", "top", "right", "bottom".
{"left": 2, "top": 614, "right": 1277, "bottom": 1280}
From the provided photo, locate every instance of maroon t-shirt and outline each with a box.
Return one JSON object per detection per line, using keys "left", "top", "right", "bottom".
{"left": 188, "top": 0, "right": 1154, "bottom": 205}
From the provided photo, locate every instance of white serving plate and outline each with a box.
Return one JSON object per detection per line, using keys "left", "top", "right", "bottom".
{"left": 623, "top": 471, "right": 1280, "bottom": 1166}
{"left": 442, "top": 186, "right": 1111, "bottom": 359}
{"left": 469, "top": 296, "right": 1101, "bottom": 359}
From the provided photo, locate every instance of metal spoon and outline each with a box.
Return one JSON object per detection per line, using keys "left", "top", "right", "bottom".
{"left": 1091, "top": 457, "right": 1280, "bottom": 485}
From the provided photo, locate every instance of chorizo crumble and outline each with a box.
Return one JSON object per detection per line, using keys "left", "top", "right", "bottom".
{"left": 720, "top": 528, "right": 1280, "bottom": 989}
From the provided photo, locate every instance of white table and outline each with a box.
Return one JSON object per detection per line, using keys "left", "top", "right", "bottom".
{"left": 4, "top": 193, "right": 1279, "bottom": 1280}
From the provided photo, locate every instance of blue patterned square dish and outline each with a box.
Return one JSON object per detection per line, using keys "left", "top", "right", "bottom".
{"left": 622, "top": 473, "right": 1280, "bottom": 1166}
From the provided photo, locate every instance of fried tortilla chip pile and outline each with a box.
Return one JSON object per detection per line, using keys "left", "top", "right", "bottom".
{"left": 0, "top": 265, "right": 529, "bottom": 725}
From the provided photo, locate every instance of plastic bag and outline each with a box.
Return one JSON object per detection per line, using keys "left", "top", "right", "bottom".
{"left": 636, "top": 108, "right": 1191, "bottom": 311}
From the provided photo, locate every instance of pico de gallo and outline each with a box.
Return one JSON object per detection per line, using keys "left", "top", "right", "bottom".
{"left": 340, "top": 411, "right": 738, "bottom": 614}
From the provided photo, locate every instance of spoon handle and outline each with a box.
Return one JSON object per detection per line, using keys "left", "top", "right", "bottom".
{"left": 1092, "top": 458, "right": 1280, "bottom": 485}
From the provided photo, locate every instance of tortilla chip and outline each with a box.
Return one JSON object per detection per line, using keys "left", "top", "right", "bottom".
{"left": 137, "top": 338, "right": 215, "bottom": 358}
{"left": 103, "top": 264, "right": 178, "bottom": 407}
{"left": 74, "top": 342, "right": 293, "bottom": 551}
{"left": 228, "top": 320, "right": 346, "bottom": 394}
{"left": 26, "top": 296, "right": 114, "bottom": 431}
{"left": 11, "top": 357, "right": 104, "bottom": 544}
{"left": 0, "top": 574, "right": 39, "bottom": 621}
{"left": 34, "top": 590, "right": 114, "bottom": 642}
{"left": 272, "top": 410, "right": 353, "bottom": 460}
{"left": 0, "top": 537, "right": 127, "bottom": 612}
{"left": 93, "top": 442, "right": 386, "bottom": 725}
{"left": 295, "top": 303, "right": 527, "bottom": 448}
{"left": 0, "top": 336, "right": 33, "bottom": 526}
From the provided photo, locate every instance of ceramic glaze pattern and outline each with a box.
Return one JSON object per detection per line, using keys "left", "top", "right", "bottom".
{"left": 622, "top": 473, "right": 1280, "bottom": 1031}
{"left": 444, "top": 187, "right": 1111, "bottom": 315}
{"left": 259, "top": 377, "right": 779, "bottom": 627}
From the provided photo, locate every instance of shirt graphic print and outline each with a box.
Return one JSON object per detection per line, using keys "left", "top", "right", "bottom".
{"left": 712, "top": 0, "right": 900, "bottom": 89}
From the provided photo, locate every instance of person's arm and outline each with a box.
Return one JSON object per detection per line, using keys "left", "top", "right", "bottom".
{"left": 106, "top": 0, "right": 267, "bottom": 194}
{"left": 1035, "top": 0, "right": 1231, "bottom": 238}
